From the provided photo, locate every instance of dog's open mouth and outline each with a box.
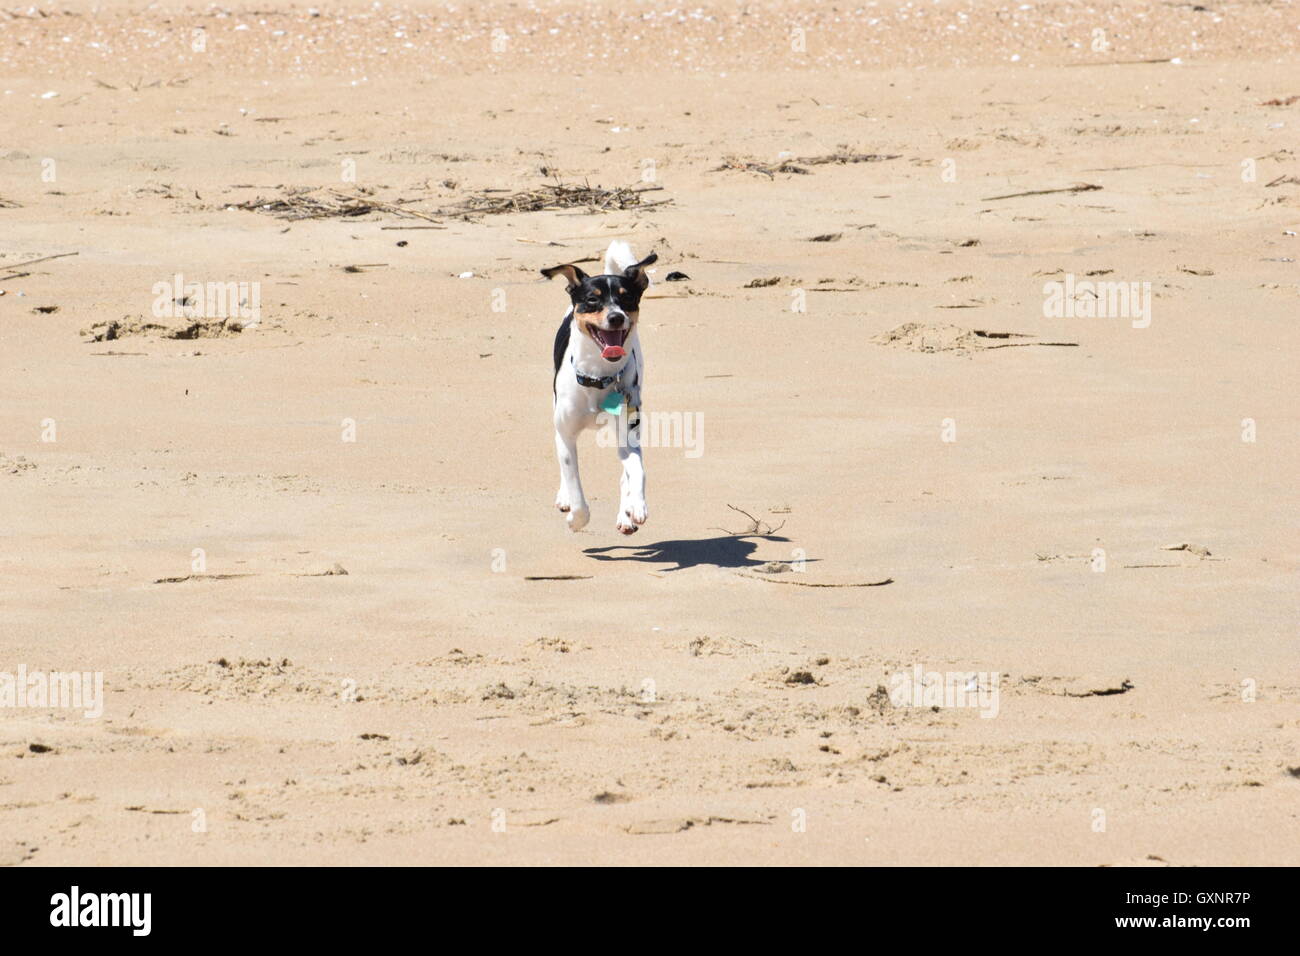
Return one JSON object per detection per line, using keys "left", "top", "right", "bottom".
{"left": 590, "top": 326, "right": 627, "bottom": 361}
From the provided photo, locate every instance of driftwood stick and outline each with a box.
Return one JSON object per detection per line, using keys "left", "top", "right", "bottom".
{"left": 736, "top": 573, "right": 894, "bottom": 588}
{"left": 1, "top": 251, "right": 79, "bottom": 271}
{"left": 980, "top": 184, "right": 1102, "bottom": 201}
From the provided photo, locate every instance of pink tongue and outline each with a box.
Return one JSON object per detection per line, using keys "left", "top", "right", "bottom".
{"left": 602, "top": 345, "right": 626, "bottom": 360}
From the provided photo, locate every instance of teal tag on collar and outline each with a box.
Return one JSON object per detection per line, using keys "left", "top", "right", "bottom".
{"left": 599, "top": 391, "right": 623, "bottom": 415}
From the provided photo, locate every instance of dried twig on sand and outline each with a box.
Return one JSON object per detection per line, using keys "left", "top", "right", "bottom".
{"left": 2, "top": 251, "right": 78, "bottom": 272}
{"left": 0, "top": 196, "right": 20, "bottom": 209}
{"left": 234, "top": 187, "right": 442, "bottom": 222}
{"left": 980, "top": 183, "right": 1102, "bottom": 201}
{"left": 1065, "top": 58, "right": 1171, "bottom": 67}
{"left": 710, "top": 504, "right": 786, "bottom": 536}
{"left": 432, "top": 182, "right": 669, "bottom": 219}
{"left": 1161, "top": 543, "right": 1212, "bottom": 558}
{"left": 713, "top": 148, "right": 901, "bottom": 177}
{"left": 736, "top": 573, "right": 894, "bottom": 588}
{"left": 154, "top": 573, "right": 255, "bottom": 584}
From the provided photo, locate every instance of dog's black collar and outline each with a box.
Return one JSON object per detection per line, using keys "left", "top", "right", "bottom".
{"left": 572, "top": 356, "right": 621, "bottom": 390}
{"left": 575, "top": 370, "right": 618, "bottom": 389}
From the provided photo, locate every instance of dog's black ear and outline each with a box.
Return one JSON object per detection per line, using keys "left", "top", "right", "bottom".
{"left": 622, "top": 251, "right": 657, "bottom": 291}
{"left": 540, "top": 263, "right": 589, "bottom": 290}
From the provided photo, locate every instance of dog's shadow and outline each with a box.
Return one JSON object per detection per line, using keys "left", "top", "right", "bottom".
{"left": 584, "top": 534, "right": 815, "bottom": 573}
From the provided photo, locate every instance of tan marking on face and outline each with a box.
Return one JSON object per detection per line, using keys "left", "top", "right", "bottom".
{"left": 575, "top": 308, "right": 609, "bottom": 340}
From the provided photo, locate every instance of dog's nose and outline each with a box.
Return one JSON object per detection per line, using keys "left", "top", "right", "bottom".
{"left": 606, "top": 313, "right": 626, "bottom": 329}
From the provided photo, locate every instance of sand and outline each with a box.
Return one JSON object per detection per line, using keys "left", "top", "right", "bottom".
{"left": 1, "top": 0, "right": 1298, "bottom": 866}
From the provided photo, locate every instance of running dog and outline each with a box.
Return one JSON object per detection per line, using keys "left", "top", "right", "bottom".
{"left": 542, "top": 241, "right": 657, "bottom": 534}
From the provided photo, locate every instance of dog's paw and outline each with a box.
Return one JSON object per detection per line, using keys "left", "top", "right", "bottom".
{"left": 555, "top": 489, "right": 571, "bottom": 513}
{"left": 616, "top": 500, "right": 647, "bottom": 535}
{"left": 566, "top": 505, "right": 590, "bottom": 532}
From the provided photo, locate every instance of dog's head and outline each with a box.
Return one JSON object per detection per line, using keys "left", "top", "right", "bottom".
{"left": 541, "top": 252, "right": 657, "bottom": 362}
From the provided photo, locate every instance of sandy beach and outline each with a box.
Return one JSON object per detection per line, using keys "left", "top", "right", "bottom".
{"left": 1, "top": 0, "right": 1298, "bottom": 865}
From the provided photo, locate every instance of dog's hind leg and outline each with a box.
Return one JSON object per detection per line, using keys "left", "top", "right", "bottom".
{"left": 554, "top": 423, "right": 590, "bottom": 532}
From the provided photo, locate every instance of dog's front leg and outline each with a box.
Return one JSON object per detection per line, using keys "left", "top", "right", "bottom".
{"left": 554, "top": 418, "right": 590, "bottom": 532}
{"left": 615, "top": 409, "right": 647, "bottom": 535}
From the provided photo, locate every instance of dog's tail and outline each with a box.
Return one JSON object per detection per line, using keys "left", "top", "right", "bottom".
{"left": 603, "top": 240, "right": 639, "bottom": 276}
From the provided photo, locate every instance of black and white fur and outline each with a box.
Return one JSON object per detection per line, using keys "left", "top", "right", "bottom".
{"left": 543, "top": 241, "right": 656, "bottom": 535}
